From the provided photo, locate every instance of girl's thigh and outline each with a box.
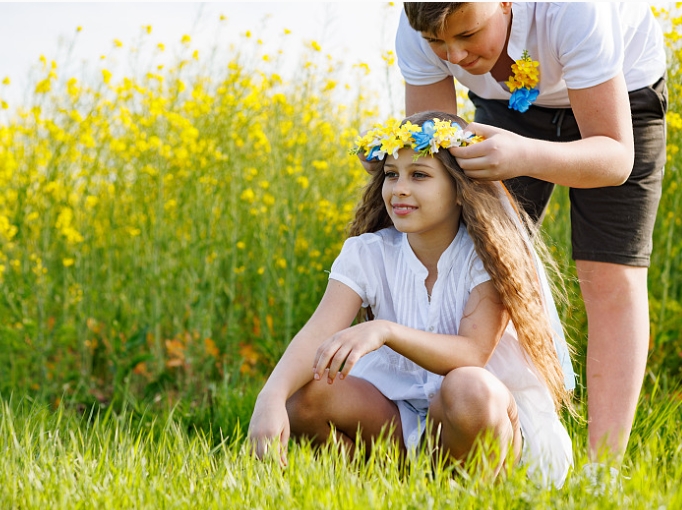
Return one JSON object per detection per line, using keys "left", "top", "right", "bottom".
{"left": 287, "top": 375, "right": 406, "bottom": 450}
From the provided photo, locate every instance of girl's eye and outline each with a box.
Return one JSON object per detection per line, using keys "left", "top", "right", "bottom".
{"left": 384, "top": 171, "right": 398, "bottom": 179}
{"left": 413, "top": 172, "right": 428, "bottom": 179}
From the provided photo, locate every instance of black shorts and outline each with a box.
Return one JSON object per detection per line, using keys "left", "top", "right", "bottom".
{"left": 469, "top": 77, "right": 667, "bottom": 267}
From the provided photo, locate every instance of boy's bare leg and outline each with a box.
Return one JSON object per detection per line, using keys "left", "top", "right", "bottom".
{"left": 427, "top": 366, "right": 521, "bottom": 475}
{"left": 287, "top": 374, "right": 405, "bottom": 456}
{"left": 577, "top": 260, "right": 650, "bottom": 462}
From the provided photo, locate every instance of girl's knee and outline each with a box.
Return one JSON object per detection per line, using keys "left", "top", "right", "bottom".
{"left": 286, "top": 381, "right": 329, "bottom": 425}
{"left": 437, "top": 367, "right": 510, "bottom": 431}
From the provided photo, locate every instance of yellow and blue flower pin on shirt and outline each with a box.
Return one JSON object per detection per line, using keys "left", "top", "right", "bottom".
{"left": 506, "top": 50, "right": 540, "bottom": 113}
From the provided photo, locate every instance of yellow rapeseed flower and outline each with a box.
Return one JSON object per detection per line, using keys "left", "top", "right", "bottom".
{"left": 297, "top": 176, "right": 309, "bottom": 189}
{"left": 382, "top": 50, "right": 396, "bottom": 66}
{"left": 354, "top": 62, "right": 371, "bottom": 75}
{"left": 240, "top": 188, "right": 256, "bottom": 203}
{"left": 181, "top": 34, "right": 191, "bottom": 44}
{"left": 113, "top": 39, "right": 123, "bottom": 48}
{"left": 667, "top": 111, "right": 682, "bottom": 130}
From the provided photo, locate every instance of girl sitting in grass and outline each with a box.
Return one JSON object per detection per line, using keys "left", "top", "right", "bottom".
{"left": 248, "top": 111, "right": 574, "bottom": 487}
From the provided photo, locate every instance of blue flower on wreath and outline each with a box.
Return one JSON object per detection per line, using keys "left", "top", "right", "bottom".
{"left": 410, "top": 120, "right": 435, "bottom": 151}
{"left": 509, "top": 87, "right": 540, "bottom": 113}
{"left": 366, "top": 145, "right": 382, "bottom": 161}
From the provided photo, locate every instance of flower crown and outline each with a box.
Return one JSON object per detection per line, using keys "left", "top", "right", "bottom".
{"left": 351, "top": 118, "right": 482, "bottom": 161}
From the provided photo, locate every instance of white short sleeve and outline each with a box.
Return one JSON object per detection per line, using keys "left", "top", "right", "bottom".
{"left": 329, "top": 235, "right": 379, "bottom": 308}
{"left": 550, "top": 3, "right": 623, "bottom": 90}
{"left": 468, "top": 252, "right": 490, "bottom": 293}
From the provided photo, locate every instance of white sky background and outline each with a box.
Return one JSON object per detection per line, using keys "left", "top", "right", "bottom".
{"left": 0, "top": 1, "right": 406, "bottom": 117}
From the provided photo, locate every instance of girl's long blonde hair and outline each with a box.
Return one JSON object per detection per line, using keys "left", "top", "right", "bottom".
{"left": 349, "top": 111, "right": 572, "bottom": 412}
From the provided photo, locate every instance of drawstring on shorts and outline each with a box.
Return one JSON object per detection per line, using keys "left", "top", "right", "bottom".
{"left": 551, "top": 109, "right": 567, "bottom": 138}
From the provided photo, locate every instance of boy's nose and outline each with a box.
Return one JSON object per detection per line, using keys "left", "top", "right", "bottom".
{"left": 445, "top": 42, "right": 467, "bottom": 65}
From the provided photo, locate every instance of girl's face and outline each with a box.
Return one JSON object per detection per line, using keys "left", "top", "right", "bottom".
{"left": 420, "top": 2, "right": 512, "bottom": 75}
{"left": 382, "top": 148, "right": 461, "bottom": 243}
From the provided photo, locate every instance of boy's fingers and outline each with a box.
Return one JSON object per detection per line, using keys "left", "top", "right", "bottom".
{"left": 359, "top": 156, "right": 382, "bottom": 174}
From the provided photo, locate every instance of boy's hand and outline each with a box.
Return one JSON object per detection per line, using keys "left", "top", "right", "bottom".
{"left": 359, "top": 154, "right": 382, "bottom": 174}
{"left": 449, "top": 123, "right": 528, "bottom": 181}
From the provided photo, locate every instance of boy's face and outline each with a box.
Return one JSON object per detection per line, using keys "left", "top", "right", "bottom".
{"left": 420, "top": 2, "right": 512, "bottom": 75}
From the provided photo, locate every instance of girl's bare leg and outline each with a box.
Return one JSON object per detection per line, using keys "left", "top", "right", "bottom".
{"left": 287, "top": 374, "right": 406, "bottom": 456}
{"left": 427, "top": 366, "right": 521, "bottom": 476}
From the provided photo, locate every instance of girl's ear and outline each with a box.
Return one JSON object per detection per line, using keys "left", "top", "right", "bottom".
{"left": 500, "top": 2, "right": 512, "bottom": 15}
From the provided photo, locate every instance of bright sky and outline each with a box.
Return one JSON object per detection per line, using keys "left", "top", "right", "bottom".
{"left": 0, "top": 1, "right": 406, "bottom": 116}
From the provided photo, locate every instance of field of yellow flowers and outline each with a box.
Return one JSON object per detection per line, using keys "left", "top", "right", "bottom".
{"left": 0, "top": 26, "right": 380, "bottom": 404}
{"left": 0, "top": 7, "right": 681, "bottom": 421}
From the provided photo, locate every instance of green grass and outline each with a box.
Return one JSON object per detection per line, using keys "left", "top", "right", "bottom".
{"left": 1, "top": 388, "right": 681, "bottom": 509}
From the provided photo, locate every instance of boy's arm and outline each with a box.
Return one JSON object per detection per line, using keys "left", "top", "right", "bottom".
{"left": 405, "top": 77, "right": 459, "bottom": 116}
{"left": 314, "top": 280, "right": 508, "bottom": 382}
{"left": 248, "top": 279, "right": 362, "bottom": 458}
{"left": 451, "top": 74, "right": 635, "bottom": 188}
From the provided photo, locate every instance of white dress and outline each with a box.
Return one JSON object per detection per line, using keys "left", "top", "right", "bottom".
{"left": 328, "top": 225, "right": 573, "bottom": 487}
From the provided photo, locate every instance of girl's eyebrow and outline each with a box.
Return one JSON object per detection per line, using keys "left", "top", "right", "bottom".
{"left": 409, "top": 162, "right": 434, "bottom": 169}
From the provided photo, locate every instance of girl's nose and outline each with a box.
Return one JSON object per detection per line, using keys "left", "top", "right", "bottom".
{"left": 393, "top": 176, "right": 410, "bottom": 196}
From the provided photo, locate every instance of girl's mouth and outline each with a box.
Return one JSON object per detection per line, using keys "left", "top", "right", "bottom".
{"left": 392, "top": 204, "right": 417, "bottom": 216}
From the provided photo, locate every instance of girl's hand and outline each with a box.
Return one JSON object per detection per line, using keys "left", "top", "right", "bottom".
{"left": 449, "top": 123, "right": 530, "bottom": 181}
{"left": 312, "top": 320, "right": 392, "bottom": 384}
{"left": 247, "top": 395, "right": 290, "bottom": 466}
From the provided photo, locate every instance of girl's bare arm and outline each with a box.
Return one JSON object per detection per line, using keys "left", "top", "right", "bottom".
{"left": 248, "top": 280, "right": 362, "bottom": 456}
{"left": 314, "top": 281, "right": 509, "bottom": 382}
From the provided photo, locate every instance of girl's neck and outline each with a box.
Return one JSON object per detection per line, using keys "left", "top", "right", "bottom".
{"left": 406, "top": 222, "right": 460, "bottom": 273}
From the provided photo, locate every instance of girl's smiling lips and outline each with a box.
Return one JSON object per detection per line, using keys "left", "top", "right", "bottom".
{"left": 391, "top": 203, "right": 418, "bottom": 216}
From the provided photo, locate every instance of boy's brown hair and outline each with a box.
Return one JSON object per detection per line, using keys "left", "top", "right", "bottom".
{"left": 404, "top": 2, "right": 465, "bottom": 34}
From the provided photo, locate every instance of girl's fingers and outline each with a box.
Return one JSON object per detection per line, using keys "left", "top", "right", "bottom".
{"left": 326, "top": 346, "right": 351, "bottom": 382}
{"left": 312, "top": 340, "right": 337, "bottom": 380}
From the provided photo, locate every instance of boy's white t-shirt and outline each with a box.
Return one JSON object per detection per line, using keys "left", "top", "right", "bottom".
{"left": 396, "top": 2, "right": 666, "bottom": 108}
{"left": 329, "top": 226, "right": 573, "bottom": 488}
